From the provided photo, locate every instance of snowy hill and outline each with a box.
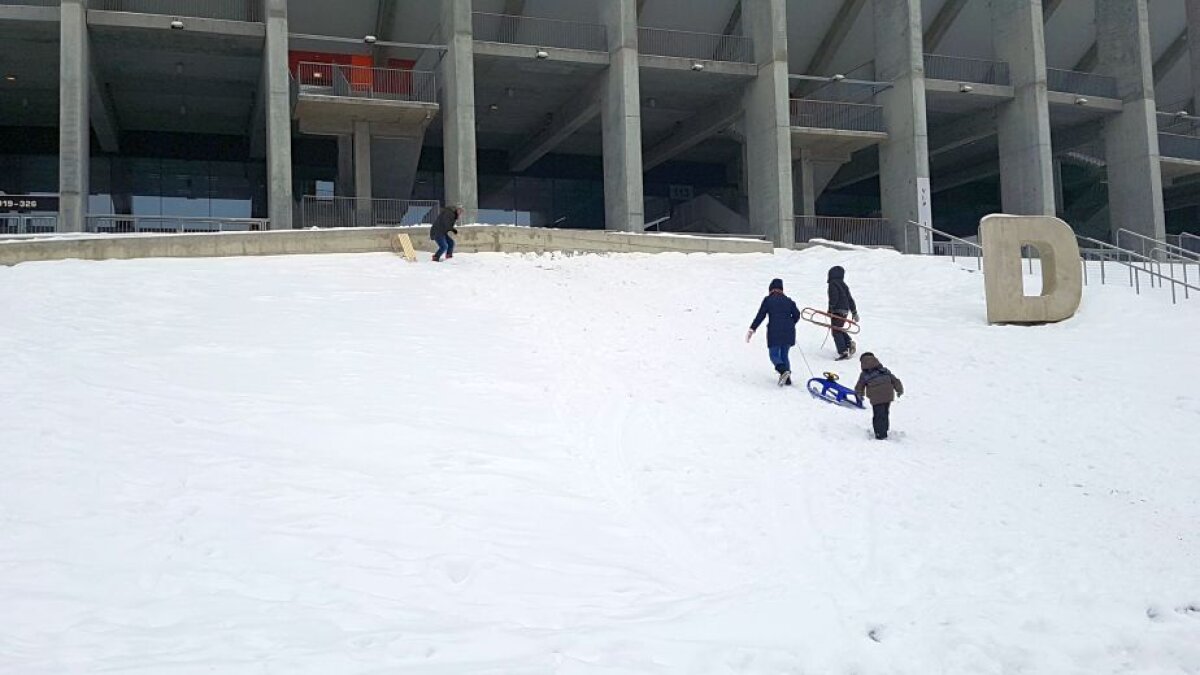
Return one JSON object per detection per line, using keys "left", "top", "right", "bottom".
{"left": 1, "top": 247, "right": 1198, "bottom": 673}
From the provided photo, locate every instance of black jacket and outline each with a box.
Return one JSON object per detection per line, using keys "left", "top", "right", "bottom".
{"left": 827, "top": 266, "right": 857, "bottom": 313}
{"left": 750, "top": 292, "right": 801, "bottom": 347}
{"left": 430, "top": 207, "right": 459, "bottom": 240}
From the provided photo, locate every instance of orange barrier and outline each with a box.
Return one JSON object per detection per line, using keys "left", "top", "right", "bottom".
{"left": 800, "top": 307, "right": 861, "bottom": 334}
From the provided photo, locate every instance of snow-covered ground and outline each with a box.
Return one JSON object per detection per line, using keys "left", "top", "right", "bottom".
{"left": 1, "top": 247, "right": 1198, "bottom": 674}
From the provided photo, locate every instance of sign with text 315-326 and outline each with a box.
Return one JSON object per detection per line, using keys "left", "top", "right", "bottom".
{"left": 0, "top": 195, "right": 59, "bottom": 213}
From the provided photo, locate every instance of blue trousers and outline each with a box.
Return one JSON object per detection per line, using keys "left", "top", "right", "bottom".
{"left": 434, "top": 234, "right": 455, "bottom": 259}
{"left": 768, "top": 345, "right": 792, "bottom": 374}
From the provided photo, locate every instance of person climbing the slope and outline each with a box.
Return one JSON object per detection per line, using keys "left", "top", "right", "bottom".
{"left": 430, "top": 204, "right": 463, "bottom": 262}
{"left": 747, "top": 278, "right": 802, "bottom": 386}
{"left": 827, "top": 265, "right": 859, "bottom": 360}
{"left": 854, "top": 352, "right": 904, "bottom": 440}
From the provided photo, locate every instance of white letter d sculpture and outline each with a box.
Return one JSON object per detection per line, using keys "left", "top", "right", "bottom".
{"left": 980, "top": 214, "right": 1082, "bottom": 324}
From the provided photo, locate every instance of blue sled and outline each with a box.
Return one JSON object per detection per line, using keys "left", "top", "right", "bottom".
{"left": 806, "top": 377, "right": 865, "bottom": 409}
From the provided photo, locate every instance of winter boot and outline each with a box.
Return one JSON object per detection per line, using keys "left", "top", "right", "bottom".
{"left": 432, "top": 253, "right": 442, "bottom": 262}
{"left": 836, "top": 351, "right": 850, "bottom": 361}
{"left": 848, "top": 341, "right": 857, "bottom": 356}
{"left": 777, "top": 370, "right": 791, "bottom": 387}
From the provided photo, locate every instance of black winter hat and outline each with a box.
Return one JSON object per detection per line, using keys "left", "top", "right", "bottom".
{"left": 827, "top": 266, "right": 845, "bottom": 281}
{"left": 769, "top": 278, "right": 783, "bottom": 291}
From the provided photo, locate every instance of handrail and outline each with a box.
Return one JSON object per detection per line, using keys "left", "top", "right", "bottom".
{"left": 1151, "top": 247, "right": 1194, "bottom": 300}
{"left": 904, "top": 220, "right": 980, "bottom": 264}
{"left": 1116, "top": 227, "right": 1200, "bottom": 262}
{"left": 1076, "top": 234, "right": 1198, "bottom": 304}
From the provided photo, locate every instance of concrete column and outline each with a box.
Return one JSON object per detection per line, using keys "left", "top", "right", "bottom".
{"left": 337, "top": 135, "right": 354, "bottom": 196}
{"left": 440, "top": 0, "right": 478, "bottom": 221}
{"left": 1188, "top": 0, "right": 1200, "bottom": 112}
{"left": 1096, "top": 0, "right": 1165, "bottom": 243}
{"left": 792, "top": 155, "right": 817, "bottom": 217}
{"left": 1052, "top": 158, "right": 1065, "bottom": 217}
{"left": 264, "top": 0, "right": 294, "bottom": 230}
{"left": 598, "top": 0, "right": 645, "bottom": 232}
{"left": 58, "top": 0, "right": 89, "bottom": 233}
{"left": 742, "top": 0, "right": 795, "bottom": 247}
{"left": 353, "top": 120, "right": 373, "bottom": 226}
{"left": 990, "top": 0, "right": 1055, "bottom": 216}
{"left": 873, "top": 0, "right": 932, "bottom": 252}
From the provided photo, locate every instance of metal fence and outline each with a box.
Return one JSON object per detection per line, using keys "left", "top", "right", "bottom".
{"left": 0, "top": 214, "right": 57, "bottom": 234}
{"left": 295, "top": 63, "right": 437, "bottom": 104}
{"left": 1168, "top": 232, "right": 1200, "bottom": 254}
{"left": 90, "top": 0, "right": 262, "bottom": 21}
{"left": 923, "top": 54, "right": 1011, "bottom": 86}
{"left": 1046, "top": 68, "right": 1118, "bottom": 98}
{"left": 300, "top": 197, "right": 440, "bottom": 229}
{"left": 637, "top": 27, "right": 753, "bottom": 63}
{"left": 795, "top": 216, "right": 892, "bottom": 247}
{"left": 789, "top": 99, "right": 885, "bottom": 133}
{"left": 87, "top": 215, "right": 270, "bottom": 233}
{"left": 471, "top": 12, "right": 607, "bottom": 52}
{"left": 1157, "top": 112, "right": 1200, "bottom": 135}
{"left": 1115, "top": 228, "right": 1200, "bottom": 263}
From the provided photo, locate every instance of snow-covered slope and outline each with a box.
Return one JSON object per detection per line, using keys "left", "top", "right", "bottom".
{"left": 1, "top": 248, "right": 1198, "bottom": 674}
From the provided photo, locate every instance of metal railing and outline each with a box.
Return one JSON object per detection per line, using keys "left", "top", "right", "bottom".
{"left": 904, "top": 221, "right": 982, "bottom": 266}
{"left": 1077, "top": 234, "right": 1198, "bottom": 303}
{"left": 1047, "top": 68, "right": 1118, "bottom": 99}
{"left": 1157, "top": 112, "right": 1200, "bottom": 135}
{"left": 0, "top": 0, "right": 60, "bottom": 6}
{"left": 1157, "top": 114, "right": 1200, "bottom": 161}
{"left": 295, "top": 63, "right": 437, "bottom": 104}
{"left": 1116, "top": 228, "right": 1200, "bottom": 262}
{"left": 1168, "top": 232, "right": 1200, "bottom": 254}
{"left": 87, "top": 215, "right": 270, "bottom": 234}
{"left": 637, "top": 27, "right": 753, "bottom": 63}
{"left": 0, "top": 214, "right": 57, "bottom": 234}
{"left": 795, "top": 216, "right": 892, "bottom": 247}
{"left": 471, "top": 12, "right": 607, "bottom": 52}
{"left": 789, "top": 99, "right": 886, "bottom": 133}
{"left": 90, "top": 0, "right": 262, "bottom": 22}
{"left": 923, "top": 54, "right": 1011, "bottom": 86}
{"left": 299, "top": 197, "right": 440, "bottom": 229}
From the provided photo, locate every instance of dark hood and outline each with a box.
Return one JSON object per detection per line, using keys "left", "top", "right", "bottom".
{"left": 860, "top": 353, "right": 882, "bottom": 370}
{"left": 827, "top": 266, "right": 845, "bottom": 282}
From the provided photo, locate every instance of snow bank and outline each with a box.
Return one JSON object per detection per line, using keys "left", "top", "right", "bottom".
{"left": 1, "top": 248, "right": 1197, "bottom": 673}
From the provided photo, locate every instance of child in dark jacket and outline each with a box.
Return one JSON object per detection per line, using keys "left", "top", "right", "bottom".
{"left": 854, "top": 352, "right": 904, "bottom": 440}
{"left": 747, "top": 278, "right": 802, "bottom": 386}
{"left": 827, "top": 266, "right": 859, "bottom": 360}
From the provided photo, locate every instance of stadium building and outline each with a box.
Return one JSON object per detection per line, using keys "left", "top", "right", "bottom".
{"left": 0, "top": 0, "right": 1197, "bottom": 250}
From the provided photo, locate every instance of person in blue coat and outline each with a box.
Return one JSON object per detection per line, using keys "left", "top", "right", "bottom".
{"left": 746, "top": 278, "right": 802, "bottom": 386}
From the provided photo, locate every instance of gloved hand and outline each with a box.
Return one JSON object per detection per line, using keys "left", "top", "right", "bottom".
{"left": 745, "top": 329, "right": 754, "bottom": 343}
{"left": 852, "top": 311, "right": 860, "bottom": 323}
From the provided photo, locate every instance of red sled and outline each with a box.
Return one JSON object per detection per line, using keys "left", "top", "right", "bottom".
{"left": 800, "top": 307, "right": 861, "bottom": 334}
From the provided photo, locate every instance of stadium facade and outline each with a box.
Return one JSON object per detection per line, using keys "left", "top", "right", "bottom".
{"left": 0, "top": 0, "right": 1198, "bottom": 250}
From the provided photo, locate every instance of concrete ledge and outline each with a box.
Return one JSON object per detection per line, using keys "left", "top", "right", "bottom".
{"left": 0, "top": 226, "right": 772, "bottom": 266}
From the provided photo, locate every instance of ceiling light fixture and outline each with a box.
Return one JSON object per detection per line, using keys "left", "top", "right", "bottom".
{"left": 1176, "top": 110, "right": 1190, "bottom": 118}
{"left": 691, "top": 62, "right": 705, "bottom": 71}
{"left": 489, "top": 103, "right": 498, "bottom": 111}
{"left": 1074, "top": 96, "right": 1088, "bottom": 105}
{"left": 959, "top": 83, "right": 973, "bottom": 93}
{"left": 830, "top": 73, "right": 846, "bottom": 82}
{"left": 170, "top": 19, "right": 184, "bottom": 29}
{"left": 535, "top": 49, "right": 549, "bottom": 59}
{"left": 4, "top": 74, "right": 16, "bottom": 82}
{"left": 364, "top": 34, "right": 377, "bottom": 44}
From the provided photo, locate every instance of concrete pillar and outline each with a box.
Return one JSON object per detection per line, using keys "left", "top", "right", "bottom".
{"left": 1096, "top": 0, "right": 1165, "bottom": 243}
{"left": 873, "top": 0, "right": 932, "bottom": 252}
{"left": 792, "top": 155, "right": 817, "bottom": 217}
{"left": 337, "top": 135, "right": 354, "bottom": 196}
{"left": 440, "top": 0, "right": 478, "bottom": 221}
{"left": 742, "top": 0, "right": 795, "bottom": 247}
{"left": 1052, "top": 158, "right": 1065, "bottom": 217}
{"left": 353, "top": 120, "right": 373, "bottom": 226}
{"left": 264, "top": 0, "right": 294, "bottom": 230}
{"left": 598, "top": 0, "right": 645, "bottom": 232}
{"left": 58, "top": 0, "right": 89, "bottom": 233}
{"left": 990, "top": 0, "right": 1055, "bottom": 216}
{"left": 1188, "top": 0, "right": 1200, "bottom": 112}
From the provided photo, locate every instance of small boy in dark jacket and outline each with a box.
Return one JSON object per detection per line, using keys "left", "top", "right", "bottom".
{"left": 747, "top": 278, "right": 802, "bottom": 386}
{"left": 854, "top": 352, "right": 904, "bottom": 440}
{"left": 827, "top": 266, "right": 859, "bottom": 360}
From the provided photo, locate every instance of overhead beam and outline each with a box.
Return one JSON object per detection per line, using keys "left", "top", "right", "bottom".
{"left": 1042, "top": 0, "right": 1066, "bottom": 22}
{"left": 923, "top": 0, "right": 969, "bottom": 53}
{"left": 799, "top": 0, "right": 868, "bottom": 80}
{"left": 1074, "top": 42, "right": 1098, "bottom": 72}
{"left": 1153, "top": 29, "right": 1188, "bottom": 83}
{"left": 643, "top": 93, "right": 744, "bottom": 171}
{"left": 371, "top": 0, "right": 398, "bottom": 64}
{"left": 88, "top": 74, "right": 120, "bottom": 153}
{"left": 509, "top": 75, "right": 604, "bottom": 172}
